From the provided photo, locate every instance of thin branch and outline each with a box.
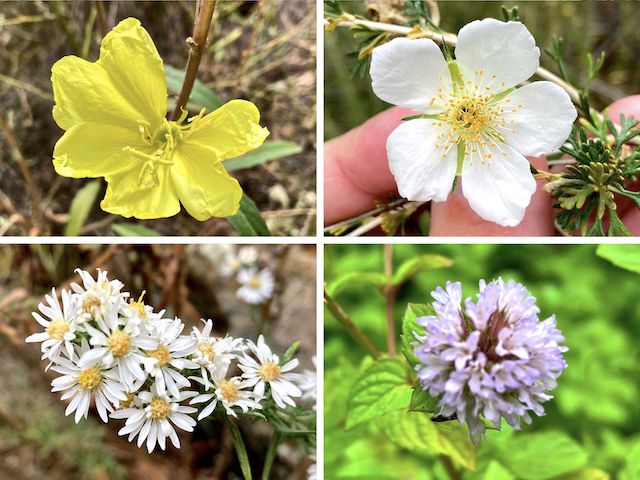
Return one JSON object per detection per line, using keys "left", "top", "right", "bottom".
{"left": 439, "top": 454, "right": 462, "bottom": 480}
{"left": 324, "top": 198, "right": 409, "bottom": 232}
{"left": 324, "top": 289, "right": 381, "bottom": 359}
{"left": 171, "top": 0, "right": 217, "bottom": 120}
{"left": 384, "top": 245, "right": 397, "bottom": 356}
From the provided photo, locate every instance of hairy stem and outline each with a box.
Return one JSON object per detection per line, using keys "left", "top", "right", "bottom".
{"left": 384, "top": 244, "right": 397, "bottom": 356}
{"left": 324, "top": 289, "right": 381, "bottom": 359}
{"left": 171, "top": 0, "right": 217, "bottom": 120}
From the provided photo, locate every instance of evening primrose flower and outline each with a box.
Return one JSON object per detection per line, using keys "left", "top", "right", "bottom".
{"left": 370, "top": 19, "right": 577, "bottom": 226}
{"left": 414, "top": 278, "right": 568, "bottom": 443}
{"left": 51, "top": 17, "right": 269, "bottom": 220}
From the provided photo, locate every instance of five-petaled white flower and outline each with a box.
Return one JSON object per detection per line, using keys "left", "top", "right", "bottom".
{"left": 371, "top": 19, "right": 577, "bottom": 226}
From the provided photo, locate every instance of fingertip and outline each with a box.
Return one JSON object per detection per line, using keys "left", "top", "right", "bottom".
{"left": 606, "top": 95, "right": 640, "bottom": 123}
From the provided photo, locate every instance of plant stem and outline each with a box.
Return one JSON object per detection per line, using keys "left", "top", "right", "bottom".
{"left": 324, "top": 289, "right": 381, "bottom": 359}
{"left": 171, "top": 0, "right": 217, "bottom": 121}
{"left": 439, "top": 454, "right": 461, "bottom": 480}
{"left": 383, "top": 244, "right": 397, "bottom": 356}
{"left": 261, "top": 430, "right": 281, "bottom": 480}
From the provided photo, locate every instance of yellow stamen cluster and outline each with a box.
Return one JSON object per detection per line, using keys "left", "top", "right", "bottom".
{"left": 149, "top": 397, "right": 171, "bottom": 420}
{"left": 82, "top": 295, "right": 102, "bottom": 314}
{"left": 120, "top": 392, "right": 137, "bottom": 408}
{"left": 107, "top": 330, "right": 132, "bottom": 357}
{"left": 46, "top": 318, "right": 70, "bottom": 341}
{"left": 147, "top": 344, "right": 171, "bottom": 366}
{"left": 219, "top": 380, "right": 240, "bottom": 402}
{"left": 248, "top": 276, "right": 261, "bottom": 289}
{"left": 258, "top": 362, "right": 281, "bottom": 382}
{"left": 197, "top": 342, "right": 216, "bottom": 362}
{"left": 128, "top": 291, "right": 147, "bottom": 320}
{"left": 77, "top": 367, "right": 103, "bottom": 390}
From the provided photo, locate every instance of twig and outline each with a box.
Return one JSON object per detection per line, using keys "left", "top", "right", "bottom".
{"left": 94, "top": 0, "right": 108, "bottom": 38}
{"left": 171, "top": 0, "right": 217, "bottom": 120}
{"left": 324, "top": 289, "right": 381, "bottom": 359}
{"left": 439, "top": 454, "right": 461, "bottom": 480}
{"left": 425, "top": 0, "right": 440, "bottom": 27}
{"left": 0, "top": 73, "right": 54, "bottom": 101}
{"left": 324, "top": 199, "right": 409, "bottom": 232}
{"left": 346, "top": 216, "right": 383, "bottom": 236}
{"left": 80, "top": 214, "right": 117, "bottom": 235}
{"left": 383, "top": 245, "right": 396, "bottom": 356}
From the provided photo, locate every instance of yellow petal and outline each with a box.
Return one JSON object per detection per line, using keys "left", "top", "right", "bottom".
{"left": 184, "top": 100, "right": 269, "bottom": 160}
{"left": 101, "top": 164, "right": 179, "bottom": 219}
{"left": 171, "top": 142, "right": 243, "bottom": 220}
{"left": 51, "top": 17, "right": 166, "bottom": 131}
{"left": 53, "top": 122, "right": 147, "bottom": 178}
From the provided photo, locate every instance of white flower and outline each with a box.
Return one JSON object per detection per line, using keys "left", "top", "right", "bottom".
{"left": 50, "top": 340, "right": 127, "bottom": 423}
{"left": 238, "top": 335, "right": 301, "bottom": 409}
{"left": 370, "top": 19, "right": 577, "bottom": 226}
{"left": 124, "top": 291, "right": 165, "bottom": 327}
{"left": 143, "top": 318, "right": 198, "bottom": 398}
{"left": 297, "top": 356, "right": 317, "bottom": 405}
{"left": 236, "top": 268, "right": 275, "bottom": 305}
{"left": 25, "top": 288, "right": 79, "bottom": 361}
{"left": 220, "top": 246, "right": 259, "bottom": 277}
{"left": 111, "top": 383, "right": 197, "bottom": 453}
{"left": 191, "top": 319, "right": 244, "bottom": 388}
{"left": 71, "top": 268, "right": 128, "bottom": 323}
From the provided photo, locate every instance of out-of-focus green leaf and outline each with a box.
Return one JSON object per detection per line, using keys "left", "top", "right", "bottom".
{"left": 482, "top": 461, "right": 515, "bottom": 480}
{"left": 596, "top": 245, "right": 640, "bottom": 273}
{"left": 327, "top": 271, "right": 388, "bottom": 297}
{"left": 400, "top": 303, "right": 431, "bottom": 368}
{"left": 559, "top": 468, "right": 610, "bottom": 480}
{"left": 621, "top": 441, "right": 640, "bottom": 480}
{"left": 227, "top": 193, "right": 270, "bottom": 236}
{"left": 225, "top": 141, "right": 302, "bottom": 172}
{"left": 65, "top": 180, "right": 100, "bottom": 236}
{"left": 165, "top": 64, "right": 223, "bottom": 111}
{"left": 346, "top": 358, "right": 412, "bottom": 429}
{"left": 112, "top": 223, "right": 161, "bottom": 237}
{"left": 409, "top": 380, "right": 438, "bottom": 414}
{"left": 393, "top": 254, "right": 453, "bottom": 286}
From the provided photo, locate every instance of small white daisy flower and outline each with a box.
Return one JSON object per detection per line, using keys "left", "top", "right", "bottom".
{"left": 111, "top": 383, "right": 197, "bottom": 453}
{"left": 124, "top": 291, "right": 165, "bottom": 327}
{"left": 26, "top": 288, "right": 79, "bottom": 361}
{"left": 236, "top": 268, "right": 275, "bottom": 305}
{"left": 297, "top": 356, "right": 317, "bottom": 405}
{"left": 71, "top": 268, "right": 128, "bottom": 323}
{"left": 238, "top": 335, "right": 301, "bottom": 409}
{"left": 143, "top": 318, "right": 198, "bottom": 398}
{"left": 50, "top": 340, "right": 127, "bottom": 423}
{"left": 191, "top": 319, "right": 245, "bottom": 388}
{"left": 370, "top": 19, "right": 577, "bottom": 226}
{"left": 220, "top": 246, "right": 259, "bottom": 277}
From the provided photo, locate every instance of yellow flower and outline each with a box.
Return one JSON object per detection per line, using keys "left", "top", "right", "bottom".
{"left": 51, "top": 18, "right": 269, "bottom": 220}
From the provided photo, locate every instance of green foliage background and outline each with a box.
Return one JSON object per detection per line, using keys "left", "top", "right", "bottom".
{"left": 325, "top": 244, "right": 640, "bottom": 479}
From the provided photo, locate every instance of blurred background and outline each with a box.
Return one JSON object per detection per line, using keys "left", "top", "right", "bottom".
{"left": 325, "top": 1, "right": 640, "bottom": 138}
{"left": 0, "top": 1, "right": 316, "bottom": 236}
{"left": 0, "top": 243, "right": 316, "bottom": 479}
{"left": 325, "top": 244, "right": 640, "bottom": 478}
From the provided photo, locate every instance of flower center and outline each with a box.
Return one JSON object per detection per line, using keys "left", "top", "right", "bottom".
{"left": 77, "top": 367, "right": 103, "bottom": 390}
{"left": 440, "top": 93, "right": 500, "bottom": 142}
{"left": 248, "top": 276, "right": 261, "bottom": 289}
{"left": 220, "top": 380, "right": 239, "bottom": 402}
{"left": 147, "top": 344, "right": 171, "bottom": 367}
{"left": 149, "top": 397, "right": 171, "bottom": 420}
{"left": 477, "top": 309, "right": 516, "bottom": 362}
{"left": 129, "top": 291, "right": 147, "bottom": 319}
{"left": 258, "top": 362, "right": 281, "bottom": 382}
{"left": 197, "top": 342, "right": 216, "bottom": 362}
{"left": 120, "top": 392, "right": 136, "bottom": 408}
{"left": 82, "top": 295, "right": 102, "bottom": 314}
{"left": 107, "top": 330, "right": 132, "bottom": 357}
{"left": 46, "top": 318, "right": 70, "bottom": 341}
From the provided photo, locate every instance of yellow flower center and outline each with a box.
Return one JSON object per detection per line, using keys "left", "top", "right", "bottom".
{"left": 77, "top": 367, "right": 103, "bottom": 390}
{"left": 107, "top": 330, "right": 132, "bottom": 357}
{"left": 439, "top": 93, "right": 503, "bottom": 143}
{"left": 82, "top": 295, "right": 102, "bottom": 313}
{"left": 147, "top": 344, "right": 171, "bottom": 367}
{"left": 248, "top": 276, "right": 261, "bottom": 289}
{"left": 46, "top": 318, "right": 70, "bottom": 341}
{"left": 220, "top": 380, "right": 239, "bottom": 402}
{"left": 129, "top": 291, "right": 147, "bottom": 319}
{"left": 120, "top": 392, "right": 136, "bottom": 408}
{"left": 149, "top": 397, "right": 171, "bottom": 420}
{"left": 259, "top": 362, "right": 281, "bottom": 382}
{"left": 197, "top": 342, "right": 216, "bottom": 362}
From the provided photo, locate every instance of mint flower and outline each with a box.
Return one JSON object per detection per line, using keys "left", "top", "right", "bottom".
{"left": 414, "top": 278, "right": 568, "bottom": 443}
{"left": 370, "top": 19, "right": 577, "bottom": 226}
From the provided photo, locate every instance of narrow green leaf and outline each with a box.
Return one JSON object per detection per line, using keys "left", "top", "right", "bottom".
{"left": 346, "top": 358, "right": 412, "bottom": 429}
{"left": 225, "top": 141, "right": 302, "bottom": 172}
{"left": 227, "top": 193, "right": 270, "bottom": 236}
{"left": 327, "top": 271, "right": 389, "bottom": 297}
{"left": 65, "top": 180, "right": 100, "bottom": 236}
{"left": 261, "top": 431, "right": 281, "bottom": 480}
{"left": 596, "top": 245, "right": 640, "bottom": 273}
{"left": 400, "top": 303, "right": 432, "bottom": 368}
{"left": 112, "top": 223, "right": 161, "bottom": 237}
{"left": 409, "top": 380, "right": 438, "bottom": 414}
{"left": 165, "top": 64, "right": 223, "bottom": 111}
{"left": 226, "top": 417, "right": 252, "bottom": 480}
{"left": 393, "top": 254, "right": 453, "bottom": 286}
{"left": 282, "top": 341, "right": 300, "bottom": 363}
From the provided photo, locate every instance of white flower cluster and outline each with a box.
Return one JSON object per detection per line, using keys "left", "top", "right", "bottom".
{"left": 26, "top": 269, "right": 304, "bottom": 453}
{"left": 220, "top": 246, "right": 275, "bottom": 305}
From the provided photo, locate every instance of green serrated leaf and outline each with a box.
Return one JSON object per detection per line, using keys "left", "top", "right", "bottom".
{"left": 596, "top": 245, "right": 640, "bottom": 273}
{"left": 165, "top": 64, "right": 223, "bottom": 111}
{"left": 327, "top": 271, "right": 389, "bottom": 297}
{"left": 227, "top": 193, "right": 270, "bottom": 236}
{"left": 225, "top": 141, "right": 302, "bottom": 172}
{"left": 393, "top": 254, "right": 453, "bottom": 286}
{"left": 225, "top": 417, "right": 252, "bottom": 480}
{"left": 401, "top": 303, "right": 432, "bottom": 368}
{"left": 409, "top": 380, "right": 439, "bottom": 414}
{"left": 65, "top": 180, "right": 101, "bottom": 236}
{"left": 282, "top": 341, "right": 300, "bottom": 364}
{"left": 112, "top": 223, "right": 161, "bottom": 237}
{"left": 346, "top": 358, "right": 412, "bottom": 429}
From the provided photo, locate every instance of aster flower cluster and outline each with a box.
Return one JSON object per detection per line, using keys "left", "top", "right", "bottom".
{"left": 26, "top": 269, "right": 305, "bottom": 453}
{"left": 413, "top": 278, "right": 568, "bottom": 443}
{"left": 220, "top": 246, "right": 276, "bottom": 305}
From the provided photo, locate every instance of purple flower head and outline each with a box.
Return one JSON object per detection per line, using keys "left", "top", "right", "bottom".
{"left": 414, "top": 278, "right": 568, "bottom": 443}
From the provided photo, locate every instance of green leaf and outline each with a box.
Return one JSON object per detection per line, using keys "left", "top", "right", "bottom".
{"left": 596, "top": 244, "right": 640, "bottom": 273}
{"left": 400, "top": 303, "right": 432, "bottom": 368}
{"left": 621, "top": 441, "right": 640, "bottom": 480}
{"left": 261, "top": 431, "right": 281, "bottom": 480}
{"left": 65, "top": 180, "right": 100, "bottom": 236}
{"left": 282, "top": 341, "right": 300, "bottom": 364}
{"left": 495, "top": 431, "right": 587, "bottom": 480}
{"left": 165, "top": 64, "right": 223, "bottom": 111}
{"left": 227, "top": 193, "right": 270, "bottom": 236}
{"left": 112, "top": 223, "right": 161, "bottom": 237}
{"left": 225, "top": 141, "right": 302, "bottom": 172}
{"left": 346, "top": 358, "right": 412, "bottom": 429}
{"left": 482, "top": 461, "right": 515, "bottom": 480}
{"left": 558, "top": 468, "right": 610, "bottom": 480}
{"left": 327, "top": 271, "right": 389, "bottom": 297}
{"left": 225, "top": 417, "right": 252, "bottom": 480}
{"left": 408, "top": 380, "right": 438, "bottom": 414}
{"left": 377, "top": 411, "right": 475, "bottom": 471}
{"left": 393, "top": 254, "right": 453, "bottom": 286}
